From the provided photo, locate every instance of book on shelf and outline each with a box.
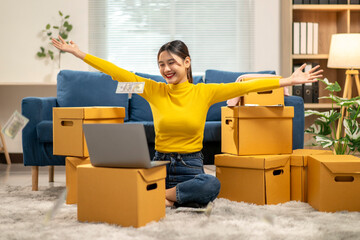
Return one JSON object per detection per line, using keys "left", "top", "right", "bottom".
{"left": 313, "top": 23, "right": 318, "bottom": 54}
{"left": 293, "top": 0, "right": 303, "bottom": 3}
{"left": 300, "top": 22, "right": 307, "bottom": 55}
{"left": 350, "top": 0, "right": 360, "bottom": 4}
{"left": 338, "top": 0, "right": 347, "bottom": 3}
{"left": 307, "top": 22, "right": 313, "bottom": 54}
{"left": 319, "top": 0, "right": 328, "bottom": 3}
{"left": 293, "top": 22, "right": 318, "bottom": 55}
{"left": 329, "top": 0, "right": 337, "bottom": 3}
{"left": 310, "top": 0, "right": 320, "bottom": 3}
{"left": 293, "top": 22, "right": 300, "bottom": 54}
{"left": 303, "top": 0, "right": 311, "bottom": 3}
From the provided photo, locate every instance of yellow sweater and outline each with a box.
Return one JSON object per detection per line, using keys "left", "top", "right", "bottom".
{"left": 84, "top": 54, "right": 280, "bottom": 153}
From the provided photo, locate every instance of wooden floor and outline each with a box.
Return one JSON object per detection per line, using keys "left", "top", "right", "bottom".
{"left": 0, "top": 164, "right": 66, "bottom": 187}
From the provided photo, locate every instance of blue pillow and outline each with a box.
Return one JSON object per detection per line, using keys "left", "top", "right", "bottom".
{"left": 205, "top": 69, "right": 276, "bottom": 121}
{"left": 130, "top": 72, "right": 203, "bottom": 121}
{"left": 57, "top": 70, "right": 129, "bottom": 121}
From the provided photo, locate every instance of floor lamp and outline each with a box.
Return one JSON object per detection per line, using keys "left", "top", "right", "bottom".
{"left": 327, "top": 33, "right": 360, "bottom": 139}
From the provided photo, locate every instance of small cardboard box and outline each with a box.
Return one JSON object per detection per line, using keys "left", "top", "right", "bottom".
{"left": 221, "top": 106, "right": 294, "bottom": 155}
{"left": 65, "top": 157, "right": 91, "bottom": 204}
{"left": 215, "top": 154, "right": 290, "bottom": 205}
{"left": 77, "top": 164, "right": 166, "bottom": 228}
{"left": 308, "top": 155, "right": 360, "bottom": 212}
{"left": 53, "top": 107, "right": 125, "bottom": 157}
{"left": 290, "top": 149, "right": 333, "bottom": 202}
{"left": 241, "top": 77, "right": 284, "bottom": 106}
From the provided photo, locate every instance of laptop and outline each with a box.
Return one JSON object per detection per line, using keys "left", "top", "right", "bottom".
{"left": 83, "top": 123, "right": 169, "bottom": 168}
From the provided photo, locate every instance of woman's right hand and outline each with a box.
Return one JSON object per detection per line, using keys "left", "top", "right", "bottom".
{"left": 52, "top": 36, "right": 86, "bottom": 59}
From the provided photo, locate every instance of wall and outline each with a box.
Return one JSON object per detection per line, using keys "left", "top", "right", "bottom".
{"left": 254, "top": 0, "right": 280, "bottom": 75}
{"left": 0, "top": 0, "right": 280, "bottom": 154}
{"left": 0, "top": 0, "right": 88, "bottom": 153}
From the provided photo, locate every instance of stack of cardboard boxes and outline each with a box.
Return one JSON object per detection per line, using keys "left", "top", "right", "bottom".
{"left": 215, "top": 83, "right": 360, "bottom": 212}
{"left": 53, "top": 107, "right": 167, "bottom": 227}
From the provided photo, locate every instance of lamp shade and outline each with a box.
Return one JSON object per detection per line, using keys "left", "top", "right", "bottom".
{"left": 327, "top": 33, "right": 360, "bottom": 69}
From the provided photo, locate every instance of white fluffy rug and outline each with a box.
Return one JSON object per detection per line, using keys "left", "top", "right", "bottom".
{"left": 1, "top": 185, "right": 360, "bottom": 240}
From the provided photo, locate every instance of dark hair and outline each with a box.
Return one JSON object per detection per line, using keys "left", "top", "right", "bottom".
{"left": 157, "top": 40, "right": 193, "bottom": 83}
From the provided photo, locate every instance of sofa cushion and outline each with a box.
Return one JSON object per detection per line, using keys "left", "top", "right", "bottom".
{"left": 36, "top": 120, "right": 53, "bottom": 143}
{"left": 57, "top": 70, "right": 129, "bottom": 121}
{"left": 130, "top": 72, "right": 203, "bottom": 121}
{"left": 205, "top": 69, "right": 276, "bottom": 121}
{"left": 203, "top": 121, "right": 221, "bottom": 142}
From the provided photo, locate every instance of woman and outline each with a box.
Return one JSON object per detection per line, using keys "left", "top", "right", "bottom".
{"left": 52, "top": 37, "right": 323, "bottom": 208}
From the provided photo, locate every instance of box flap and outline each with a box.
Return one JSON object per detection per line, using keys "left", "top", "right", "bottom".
{"left": 66, "top": 157, "right": 90, "bottom": 168}
{"left": 310, "top": 155, "right": 360, "bottom": 174}
{"left": 215, "top": 154, "right": 289, "bottom": 170}
{"left": 54, "top": 107, "right": 125, "bottom": 119}
{"left": 290, "top": 155, "right": 305, "bottom": 167}
{"left": 221, "top": 106, "right": 294, "bottom": 119}
{"left": 138, "top": 166, "right": 167, "bottom": 183}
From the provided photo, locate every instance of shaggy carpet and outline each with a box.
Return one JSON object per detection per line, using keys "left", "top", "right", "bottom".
{"left": 1, "top": 185, "right": 360, "bottom": 240}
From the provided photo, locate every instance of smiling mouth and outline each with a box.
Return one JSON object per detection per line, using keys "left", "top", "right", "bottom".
{"left": 165, "top": 73, "right": 175, "bottom": 79}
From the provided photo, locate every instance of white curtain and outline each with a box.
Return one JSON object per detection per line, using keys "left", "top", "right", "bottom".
{"left": 89, "top": 0, "right": 254, "bottom": 74}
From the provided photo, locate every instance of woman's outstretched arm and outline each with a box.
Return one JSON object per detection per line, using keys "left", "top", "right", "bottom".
{"left": 52, "top": 36, "right": 86, "bottom": 60}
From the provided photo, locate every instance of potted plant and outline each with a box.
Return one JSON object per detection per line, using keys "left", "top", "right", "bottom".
{"left": 37, "top": 11, "right": 73, "bottom": 68}
{"left": 305, "top": 78, "right": 360, "bottom": 155}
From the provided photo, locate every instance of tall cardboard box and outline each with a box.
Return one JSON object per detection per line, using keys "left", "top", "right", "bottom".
{"left": 53, "top": 107, "right": 125, "bottom": 157}
{"left": 290, "top": 149, "right": 333, "bottom": 202}
{"left": 308, "top": 155, "right": 360, "bottom": 212}
{"left": 65, "top": 157, "right": 91, "bottom": 204}
{"left": 221, "top": 106, "right": 294, "bottom": 155}
{"left": 215, "top": 154, "right": 290, "bottom": 205}
{"left": 77, "top": 164, "right": 166, "bottom": 228}
{"left": 241, "top": 77, "right": 284, "bottom": 106}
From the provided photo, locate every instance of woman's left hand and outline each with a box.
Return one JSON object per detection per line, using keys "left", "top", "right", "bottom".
{"left": 279, "top": 63, "right": 323, "bottom": 87}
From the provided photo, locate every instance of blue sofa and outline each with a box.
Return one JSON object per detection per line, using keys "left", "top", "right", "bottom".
{"left": 22, "top": 69, "right": 304, "bottom": 189}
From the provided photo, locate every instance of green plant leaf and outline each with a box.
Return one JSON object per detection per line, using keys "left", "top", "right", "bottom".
{"left": 344, "top": 119, "right": 360, "bottom": 140}
{"left": 66, "top": 25, "right": 73, "bottom": 32}
{"left": 319, "top": 78, "right": 341, "bottom": 92}
{"left": 47, "top": 32, "right": 52, "bottom": 36}
{"left": 53, "top": 26, "right": 59, "bottom": 29}
{"left": 59, "top": 11, "right": 63, "bottom": 16}
{"left": 315, "top": 135, "right": 334, "bottom": 148}
{"left": 40, "top": 47, "right": 45, "bottom": 52}
{"left": 64, "top": 21, "right": 69, "bottom": 27}
{"left": 59, "top": 32, "right": 68, "bottom": 39}
{"left": 65, "top": 15, "right": 70, "bottom": 19}
{"left": 46, "top": 24, "right": 51, "bottom": 30}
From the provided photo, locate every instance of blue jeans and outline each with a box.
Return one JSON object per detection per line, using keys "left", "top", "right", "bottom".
{"left": 153, "top": 151, "right": 221, "bottom": 205}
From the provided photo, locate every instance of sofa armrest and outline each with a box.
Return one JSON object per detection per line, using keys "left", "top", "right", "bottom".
{"left": 284, "top": 96, "right": 304, "bottom": 149}
{"left": 22, "top": 97, "right": 57, "bottom": 123}
{"left": 22, "top": 97, "right": 65, "bottom": 166}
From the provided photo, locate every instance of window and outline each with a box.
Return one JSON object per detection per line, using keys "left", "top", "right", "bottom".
{"left": 89, "top": 0, "right": 254, "bottom": 74}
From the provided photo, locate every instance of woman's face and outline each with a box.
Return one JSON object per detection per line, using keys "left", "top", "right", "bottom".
{"left": 158, "top": 51, "right": 190, "bottom": 85}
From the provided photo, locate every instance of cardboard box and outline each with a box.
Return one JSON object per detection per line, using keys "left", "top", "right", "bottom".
{"left": 241, "top": 77, "right": 284, "bottom": 106}
{"left": 77, "top": 164, "right": 166, "bottom": 228}
{"left": 289, "top": 149, "right": 333, "bottom": 202}
{"left": 221, "top": 106, "right": 294, "bottom": 155}
{"left": 308, "top": 155, "right": 360, "bottom": 212}
{"left": 65, "top": 157, "right": 91, "bottom": 204}
{"left": 215, "top": 154, "right": 290, "bottom": 205}
{"left": 53, "top": 107, "right": 125, "bottom": 157}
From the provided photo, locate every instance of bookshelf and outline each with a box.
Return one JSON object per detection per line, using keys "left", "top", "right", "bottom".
{"left": 281, "top": 1, "right": 360, "bottom": 147}
{"left": 281, "top": 0, "right": 360, "bottom": 105}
